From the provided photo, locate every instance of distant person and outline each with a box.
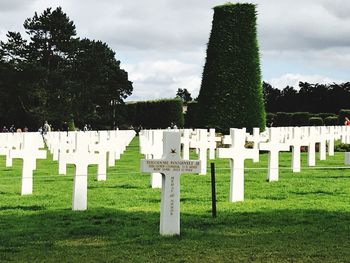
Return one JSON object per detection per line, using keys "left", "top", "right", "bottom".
{"left": 83, "top": 124, "right": 88, "bottom": 132}
{"left": 23, "top": 126, "right": 29, "bottom": 132}
{"left": 43, "top": 121, "right": 50, "bottom": 134}
{"left": 2, "top": 126, "right": 8, "bottom": 132}
{"left": 345, "top": 117, "right": 350, "bottom": 126}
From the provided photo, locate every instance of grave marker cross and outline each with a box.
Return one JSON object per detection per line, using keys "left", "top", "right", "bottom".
{"left": 141, "top": 131, "right": 201, "bottom": 236}
{"left": 63, "top": 132, "right": 99, "bottom": 211}
{"left": 217, "top": 128, "right": 258, "bottom": 202}
{"left": 259, "top": 128, "right": 290, "bottom": 182}
{"left": 11, "top": 133, "right": 47, "bottom": 195}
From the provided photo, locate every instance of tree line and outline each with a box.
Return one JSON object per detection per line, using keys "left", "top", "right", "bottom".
{"left": 0, "top": 7, "right": 132, "bottom": 130}
{"left": 263, "top": 81, "right": 350, "bottom": 114}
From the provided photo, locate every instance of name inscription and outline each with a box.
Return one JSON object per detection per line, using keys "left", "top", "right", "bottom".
{"left": 142, "top": 160, "right": 201, "bottom": 173}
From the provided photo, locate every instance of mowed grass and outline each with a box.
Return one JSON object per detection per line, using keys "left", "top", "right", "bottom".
{"left": 0, "top": 137, "right": 350, "bottom": 262}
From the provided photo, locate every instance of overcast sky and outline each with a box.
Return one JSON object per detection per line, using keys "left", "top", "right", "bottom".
{"left": 1, "top": 0, "right": 349, "bottom": 101}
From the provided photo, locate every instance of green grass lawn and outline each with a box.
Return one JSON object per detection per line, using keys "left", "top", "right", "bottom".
{"left": 1, "top": 137, "right": 350, "bottom": 262}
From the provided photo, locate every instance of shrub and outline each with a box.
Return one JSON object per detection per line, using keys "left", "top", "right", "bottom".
{"left": 334, "top": 141, "right": 350, "bottom": 152}
{"left": 309, "top": 117, "right": 323, "bottom": 126}
{"left": 118, "top": 99, "right": 184, "bottom": 129}
{"left": 196, "top": 3, "right": 265, "bottom": 132}
{"left": 317, "top": 112, "right": 337, "bottom": 120}
{"left": 291, "top": 112, "right": 310, "bottom": 126}
{"left": 274, "top": 112, "right": 293, "bottom": 127}
{"left": 324, "top": 116, "right": 338, "bottom": 126}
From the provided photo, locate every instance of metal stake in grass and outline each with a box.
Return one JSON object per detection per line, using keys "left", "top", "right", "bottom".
{"left": 210, "top": 162, "right": 217, "bottom": 218}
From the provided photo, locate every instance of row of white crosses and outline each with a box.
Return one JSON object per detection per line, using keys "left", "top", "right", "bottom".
{"left": 0, "top": 130, "right": 135, "bottom": 210}
{"left": 217, "top": 125, "right": 341, "bottom": 205}
{"left": 0, "top": 132, "right": 46, "bottom": 195}
{"left": 44, "top": 130, "right": 136, "bottom": 210}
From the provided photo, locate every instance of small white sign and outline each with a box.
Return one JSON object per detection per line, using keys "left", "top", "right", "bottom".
{"left": 141, "top": 160, "right": 201, "bottom": 174}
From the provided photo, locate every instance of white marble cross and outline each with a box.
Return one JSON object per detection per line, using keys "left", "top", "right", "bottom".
{"left": 10, "top": 133, "right": 47, "bottom": 195}
{"left": 246, "top": 128, "right": 264, "bottom": 163}
{"left": 190, "top": 129, "right": 209, "bottom": 175}
{"left": 318, "top": 126, "right": 328, "bottom": 161}
{"left": 217, "top": 128, "right": 258, "bottom": 202}
{"left": 259, "top": 128, "right": 290, "bottom": 182}
{"left": 141, "top": 131, "right": 201, "bottom": 236}
{"left": 287, "top": 127, "right": 308, "bottom": 173}
{"left": 62, "top": 132, "right": 99, "bottom": 210}
{"left": 326, "top": 126, "right": 335, "bottom": 156}
{"left": 90, "top": 131, "right": 109, "bottom": 181}
{"left": 58, "top": 132, "right": 74, "bottom": 175}
{"left": 140, "top": 130, "right": 163, "bottom": 188}
{"left": 307, "top": 127, "right": 319, "bottom": 167}
{"left": 181, "top": 129, "right": 191, "bottom": 160}
{"left": 208, "top": 128, "right": 220, "bottom": 160}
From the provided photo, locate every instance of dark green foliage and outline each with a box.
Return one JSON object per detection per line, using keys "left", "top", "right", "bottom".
{"left": 324, "top": 116, "right": 339, "bottom": 126}
{"left": 184, "top": 101, "right": 198, "bottom": 128}
{"left": 338, "top": 109, "right": 350, "bottom": 125}
{"left": 263, "top": 82, "right": 281, "bottom": 113}
{"left": 263, "top": 81, "right": 350, "bottom": 114}
{"left": 291, "top": 112, "right": 310, "bottom": 126}
{"left": 274, "top": 112, "right": 293, "bottom": 127}
{"left": 309, "top": 117, "right": 323, "bottom": 126}
{"left": 334, "top": 141, "right": 350, "bottom": 151}
{"left": 0, "top": 7, "right": 132, "bottom": 130}
{"left": 197, "top": 3, "right": 266, "bottom": 132}
{"left": 118, "top": 99, "right": 184, "bottom": 129}
{"left": 266, "top": 113, "right": 275, "bottom": 127}
{"left": 317, "top": 112, "right": 337, "bottom": 120}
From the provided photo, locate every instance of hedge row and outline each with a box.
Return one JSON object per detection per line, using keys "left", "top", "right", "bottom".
{"left": 268, "top": 111, "right": 344, "bottom": 127}
{"left": 116, "top": 99, "right": 184, "bottom": 129}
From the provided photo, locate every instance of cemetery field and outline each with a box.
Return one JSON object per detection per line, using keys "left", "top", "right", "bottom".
{"left": 0, "top": 137, "right": 350, "bottom": 262}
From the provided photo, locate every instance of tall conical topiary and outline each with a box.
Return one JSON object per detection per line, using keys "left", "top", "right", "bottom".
{"left": 197, "top": 3, "right": 266, "bottom": 132}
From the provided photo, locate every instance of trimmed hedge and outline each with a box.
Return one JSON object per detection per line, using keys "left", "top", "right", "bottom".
{"left": 324, "top": 116, "right": 338, "bottom": 126}
{"left": 117, "top": 99, "right": 184, "bottom": 129}
{"left": 291, "top": 112, "right": 310, "bottom": 126}
{"left": 338, "top": 109, "right": 350, "bottom": 125}
{"left": 196, "top": 3, "right": 265, "bottom": 132}
{"left": 184, "top": 101, "right": 198, "bottom": 128}
{"left": 309, "top": 117, "right": 323, "bottom": 126}
{"left": 317, "top": 112, "right": 337, "bottom": 120}
{"left": 274, "top": 112, "right": 293, "bottom": 127}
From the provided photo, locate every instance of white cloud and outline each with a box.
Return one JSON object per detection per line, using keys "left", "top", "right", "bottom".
{"left": 269, "top": 73, "right": 342, "bottom": 90}
{"left": 124, "top": 59, "right": 201, "bottom": 101}
{"left": 0, "top": 0, "right": 350, "bottom": 100}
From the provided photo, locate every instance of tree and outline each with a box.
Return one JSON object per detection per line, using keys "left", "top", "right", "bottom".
{"left": 176, "top": 88, "right": 192, "bottom": 104}
{"left": 263, "top": 81, "right": 281, "bottom": 113}
{"left": 68, "top": 39, "right": 133, "bottom": 128}
{"left": 0, "top": 7, "right": 133, "bottom": 129}
{"left": 196, "top": 3, "right": 266, "bottom": 132}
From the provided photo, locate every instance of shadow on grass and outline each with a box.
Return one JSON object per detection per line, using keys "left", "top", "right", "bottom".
{"left": 88, "top": 184, "right": 144, "bottom": 190}
{"left": 0, "top": 205, "right": 45, "bottom": 211}
{"left": 290, "top": 190, "right": 339, "bottom": 196}
{"left": 0, "top": 208, "right": 350, "bottom": 262}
